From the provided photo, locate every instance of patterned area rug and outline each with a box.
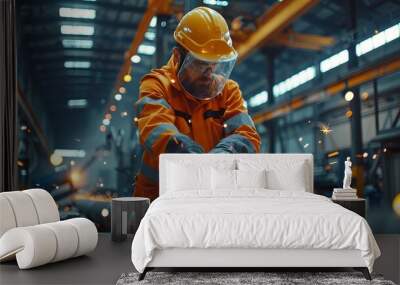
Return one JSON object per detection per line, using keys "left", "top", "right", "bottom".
{"left": 116, "top": 271, "right": 395, "bottom": 285}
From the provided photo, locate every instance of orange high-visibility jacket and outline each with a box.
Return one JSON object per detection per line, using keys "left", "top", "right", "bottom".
{"left": 133, "top": 53, "right": 261, "bottom": 200}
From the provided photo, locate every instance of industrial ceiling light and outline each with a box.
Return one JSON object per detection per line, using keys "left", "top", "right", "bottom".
{"left": 130, "top": 55, "right": 141, "bottom": 63}
{"left": 62, "top": 39, "right": 93, "bottom": 49}
{"left": 203, "top": 0, "right": 229, "bottom": 7}
{"left": 102, "top": 118, "right": 110, "bottom": 126}
{"left": 61, "top": 25, "right": 94, "bottom": 35}
{"left": 54, "top": 149, "right": 86, "bottom": 158}
{"left": 67, "top": 99, "right": 88, "bottom": 108}
{"left": 59, "top": 7, "right": 96, "bottom": 19}
{"left": 355, "top": 22, "right": 400, "bottom": 56}
{"left": 273, "top": 66, "right": 316, "bottom": 97}
{"left": 144, "top": 31, "right": 156, "bottom": 41}
{"left": 320, "top": 49, "right": 349, "bottom": 73}
{"left": 64, "top": 61, "right": 91, "bottom": 69}
{"left": 248, "top": 90, "right": 268, "bottom": 108}
{"left": 344, "top": 90, "right": 354, "bottom": 101}
{"left": 138, "top": 44, "right": 156, "bottom": 55}
{"left": 150, "top": 17, "right": 157, "bottom": 28}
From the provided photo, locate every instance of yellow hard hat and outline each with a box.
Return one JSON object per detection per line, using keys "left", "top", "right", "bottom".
{"left": 174, "top": 7, "right": 237, "bottom": 62}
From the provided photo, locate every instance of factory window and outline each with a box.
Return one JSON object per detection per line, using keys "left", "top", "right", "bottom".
{"left": 149, "top": 16, "right": 157, "bottom": 28}
{"left": 62, "top": 39, "right": 93, "bottom": 49}
{"left": 249, "top": 90, "right": 268, "bottom": 107}
{"left": 273, "top": 66, "right": 316, "bottom": 97}
{"left": 67, "top": 99, "right": 88, "bottom": 108}
{"left": 138, "top": 44, "right": 156, "bottom": 55}
{"left": 59, "top": 8, "right": 96, "bottom": 19}
{"left": 60, "top": 25, "right": 95, "bottom": 36}
{"left": 203, "top": 0, "right": 229, "bottom": 6}
{"left": 144, "top": 31, "right": 156, "bottom": 41}
{"left": 320, "top": 49, "right": 349, "bottom": 73}
{"left": 64, "top": 61, "right": 91, "bottom": 69}
{"left": 356, "top": 23, "right": 400, "bottom": 56}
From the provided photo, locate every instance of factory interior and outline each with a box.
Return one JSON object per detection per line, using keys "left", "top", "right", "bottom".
{"left": 1, "top": 0, "right": 400, "bottom": 284}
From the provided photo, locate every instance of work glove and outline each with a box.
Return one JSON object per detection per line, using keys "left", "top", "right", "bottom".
{"left": 209, "top": 144, "right": 233, "bottom": 153}
{"left": 209, "top": 135, "right": 253, "bottom": 153}
{"left": 166, "top": 135, "right": 204, "bottom": 153}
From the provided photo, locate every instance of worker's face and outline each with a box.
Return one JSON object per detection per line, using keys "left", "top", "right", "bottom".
{"left": 177, "top": 51, "right": 236, "bottom": 100}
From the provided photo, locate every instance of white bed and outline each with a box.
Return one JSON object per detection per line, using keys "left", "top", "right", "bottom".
{"left": 131, "top": 154, "right": 380, "bottom": 280}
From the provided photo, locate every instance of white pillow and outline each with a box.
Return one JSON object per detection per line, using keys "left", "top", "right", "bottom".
{"left": 237, "top": 159, "right": 308, "bottom": 191}
{"left": 266, "top": 163, "right": 306, "bottom": 191}
{"left": 167, "top": 162, "right": 212, "bottom": 191}
{"left": 211, "top": 168, "right": 236, "bottom": 191}
{"left": 236, "top": 169, "right": 267, "bottom": 189}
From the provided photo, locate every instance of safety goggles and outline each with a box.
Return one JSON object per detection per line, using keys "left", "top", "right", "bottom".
{"left": 177, "top": 51, "right": 237, "bottom": 100}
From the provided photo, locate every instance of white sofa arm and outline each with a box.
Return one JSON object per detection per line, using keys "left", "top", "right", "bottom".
{"left": 0, "top": 188, "right": 59, "bottom": 237}
{"left": 0, "top": 218, "right": 98, "bottom": 269}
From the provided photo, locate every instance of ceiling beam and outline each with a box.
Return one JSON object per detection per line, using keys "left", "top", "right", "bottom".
{"left": 235, "top": 0, "right": 319, "bottom": 62}
{"left": 252, "top": 54, "right": 400, "bottom": 124}
{"left": 107, "top": 0, "right": 165, "bottom": 102}
{"left": 272, "top": 30, "right": 335, "bottom": 51}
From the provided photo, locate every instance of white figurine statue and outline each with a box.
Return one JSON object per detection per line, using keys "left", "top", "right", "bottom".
{"left": 343, "top": 157, "right": 352, "bottom": 189}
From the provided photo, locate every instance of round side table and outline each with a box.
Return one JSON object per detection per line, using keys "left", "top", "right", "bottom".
{"left": 111, "top": 197, "right": 150, "bottom": 242}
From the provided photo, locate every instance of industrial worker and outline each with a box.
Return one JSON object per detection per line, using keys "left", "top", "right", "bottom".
{"left": 134, "top": 7, "right": 261, "bottom": 200}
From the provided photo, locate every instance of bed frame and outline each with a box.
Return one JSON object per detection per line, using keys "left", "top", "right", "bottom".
{"left": 139, "top": 154, "right": 372, "bottom": 281}
{"left": 139, "top": 248, "right": 370, "bottom": 280}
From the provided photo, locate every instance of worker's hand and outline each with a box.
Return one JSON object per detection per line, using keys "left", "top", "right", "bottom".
{"left": 167, "top": 135, "right": 204, "bottom": 153}
{"left": 209, "top": 145, "right": 234, "bottom": 153}
{"left": 178, "top": 135, "right": 204, "bottom": 153}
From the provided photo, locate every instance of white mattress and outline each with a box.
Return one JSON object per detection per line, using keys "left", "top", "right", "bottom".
{"left": 131, "top": 190, "right": 380, "bottom": 273}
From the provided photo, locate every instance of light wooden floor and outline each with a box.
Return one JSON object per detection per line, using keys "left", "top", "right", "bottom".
{"left": 0, "top": 234, "right": 398, "bottom": 285}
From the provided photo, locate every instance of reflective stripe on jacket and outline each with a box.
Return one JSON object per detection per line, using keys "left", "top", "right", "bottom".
{"left": 134, "top": 53, "right": 261, "bottom": 200}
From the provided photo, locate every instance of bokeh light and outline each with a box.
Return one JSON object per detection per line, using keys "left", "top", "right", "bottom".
{"left": 344, "top": 91, "right": 354, "bottom": 101}
{"left": 123, "top": 74, "right": 132, "bottom": 82}
{"left": 393, "top": 193, "right": 400, "bottom": 217}
{"left": 70, "top": 168, "right": 86, "bottom": 188}
{"left": 50, "top": 153, "right": 63, "bottom": 166}
{"left": 114, "top": 93, "right": 122, "bottom": 101}
{"left": 119, "top": 87, "right": 126, "bottom": 94}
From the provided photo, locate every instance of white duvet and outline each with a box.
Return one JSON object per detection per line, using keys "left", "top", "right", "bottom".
{"left": 131, "top": 190, "right": 380, "bottom": 273}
